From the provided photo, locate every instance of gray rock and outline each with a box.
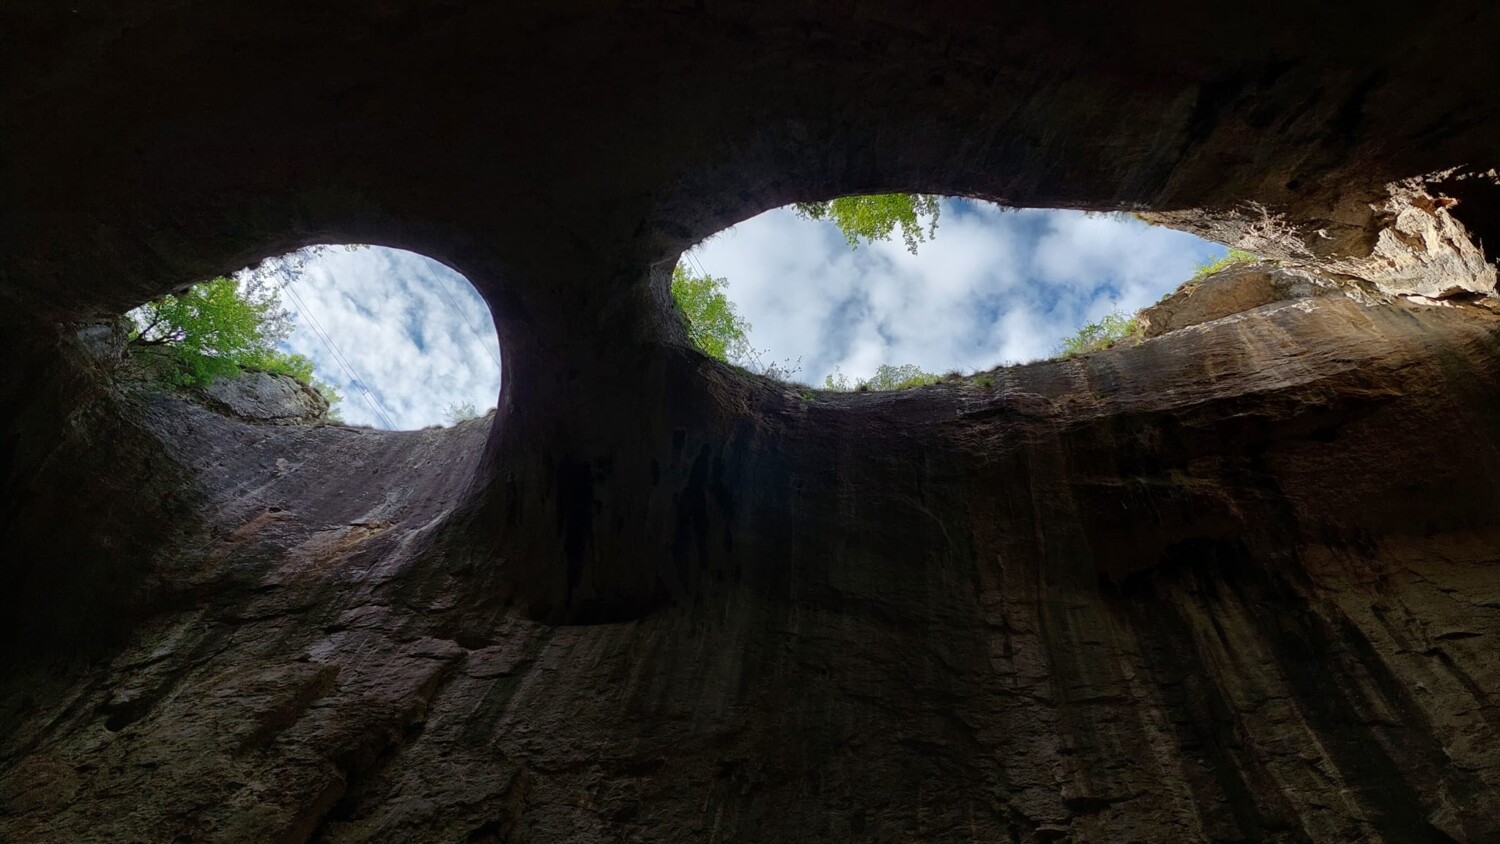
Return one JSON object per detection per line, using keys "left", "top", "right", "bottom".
{"left": 201, "top": 370, "right": 329, "bottom": 424}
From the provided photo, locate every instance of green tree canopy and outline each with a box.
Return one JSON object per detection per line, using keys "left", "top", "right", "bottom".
{"left": 671, "top": 264, "right": 753, "bottom": 364}
{"left": 130, "top": 277, "right": 292, "bottom": 384}
{"left": 794, "top": 194, "right": 941, "bottom": 254}
{"left": 128, "top": 276, "right": 342, "bottom": 420}
{"left": 822, "top": 363, "right": 940, "bottom": 392}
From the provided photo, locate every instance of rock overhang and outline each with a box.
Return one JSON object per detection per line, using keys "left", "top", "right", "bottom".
{"left": 4, "top": 3, "right": 1500, "bottom": 840}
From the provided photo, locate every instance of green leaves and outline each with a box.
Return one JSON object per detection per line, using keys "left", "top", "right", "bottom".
{"left": 673, "top": 194, "right": 945, "bottom": 381}
{"left": 130, "top": 277, "right": 272, "bottom": 384}
{"left": 822, "top": 363, "right": 939, "bottom": 392}
{"left": 794, "top": 194, "right": 941, "bottom": 254}
{"left": 241, "top": 349, "right": 315, "bottom": 383}
{"left": 1192, "top": 248, "right": 1258, "bottom": 279}
{"left": 863, "top": 363, "right": 941, "bottom": 390}
{"left": 671, "top": 265, "right": 753, "bottom": 364}
{"left": 1056, "top": 310, "right": 1140, "bottom": 358}
{"left": 128, "top": 276, "right": 343, "bottom": 413}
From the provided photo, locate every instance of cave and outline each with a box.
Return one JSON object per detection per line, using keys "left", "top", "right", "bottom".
{"left": 3, "top": 3, "right": 1500, "bottom": 841}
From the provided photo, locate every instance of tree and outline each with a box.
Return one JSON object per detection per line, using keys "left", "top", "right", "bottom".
{"left": 130, "top": 276, "right": 289, "bottom": 384}
{"left": 794, "top": 194, "right": 941, "bottom": 254}
{"left": 672, "top": 195, "right": 943, "bottom": 381}
{"left": 822, "top": 363, "right": 940, "bottom": 392}
{"left": 128, "top": 276, "right": 344, "bottom": 414}
{"left": 671, "top": 265, "right": 753, "bottom": 364}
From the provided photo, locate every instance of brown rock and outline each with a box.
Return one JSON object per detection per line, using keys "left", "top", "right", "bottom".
{"left": 1142, "top": 178, "right": 1500, "bottom": 301}
{"left": 1136, "top": 264, "right": 1330, "bottom": 338}
{"left": 4, "top": 3, "right": 1500, "bottom": 842}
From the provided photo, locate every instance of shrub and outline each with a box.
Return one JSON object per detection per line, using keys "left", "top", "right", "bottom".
{"left": 1192, "top": 248, "right": 1258, "bottom": 279}
{"left": 822, "top": 363, "right": 940, "bottom": 392}
{"left": 444, "top": 401, "right": 479, "bottom": 425}
{"left": 1056, "top": 310, "right": 1141, "bottom": 358}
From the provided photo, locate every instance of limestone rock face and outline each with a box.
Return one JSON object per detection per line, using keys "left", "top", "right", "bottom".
{"left": 5, "top": 2, "right": 1500, "bottom": 842}
{"left": 1136, "top": 264, "right": 1331, "bottom": 338}
{"left": 1144, "top": 178, "right": 1500, "bottom": 301}
{"left": 5, "top": 293, "right": 1500, "bottom": 843}
{"left": 1344, "top": 181, "right": 1500, "bottom": 299}
{"left": 202, "top": 370, "right": 330, "bottom": 424}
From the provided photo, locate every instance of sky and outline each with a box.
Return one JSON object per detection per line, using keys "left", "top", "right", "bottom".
{"left": 266, "top": 199, "right": 1224, "bottom": 429}
{"left": 688, "top": 201, "right": 1226, "bottom": 386}
{"left": 262, "top": 246, "right": 503, "bottom": 430}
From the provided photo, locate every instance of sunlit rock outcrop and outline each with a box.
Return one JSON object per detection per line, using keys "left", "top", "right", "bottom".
{"left": 1142, "top": 173, "right": 1500, "bottom": 301}
{"left": 203, "top": 370, "right": 331, "bottom": 425}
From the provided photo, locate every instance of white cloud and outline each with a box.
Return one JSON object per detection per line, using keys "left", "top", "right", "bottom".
{"left": 265, "top": 247, "right": 502, "bottom": 430}
{"left": 252, "top": 203, "right": 1220, "bottom": 428}
{"left": 692, "top": 202, "right": 1224, "bottom": 382}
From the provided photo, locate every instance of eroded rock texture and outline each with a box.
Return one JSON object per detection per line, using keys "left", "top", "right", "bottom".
{"left": 4, "top": 2, "right": 1500, "bottom": 842}
{"left": 202, "top": 370, "right": 332, "bottom": 425}
{"left": 1136, "top": 263, "right": 1333, "bottom": 337}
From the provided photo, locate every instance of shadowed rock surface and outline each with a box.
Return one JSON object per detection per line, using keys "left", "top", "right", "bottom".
{"left": 4, "top": 2, "right": 1500, "bottom": 841}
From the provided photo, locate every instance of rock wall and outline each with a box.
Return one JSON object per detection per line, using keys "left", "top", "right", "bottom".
{"left": 4, "top": 2, "right": 1500, "bottom": 842}
{"left": 1141, "top": 176, "right": 1500, "bottom": 301}
{"left": 1136, "top": 263, "right": 1333, "bottom": 337}
{"left": 202, "top": 370, "right": 331, "bottom": 425}
{"left": 5, "top": 293, "right": 1500, "bottom": 842}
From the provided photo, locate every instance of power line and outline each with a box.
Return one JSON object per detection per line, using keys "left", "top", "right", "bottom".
{"left": 280, "top": 279, "right": 401, "bottom": 430}
{"left": 283, "top": 283, "right": 397, "bottom": 429}
{"left": 282, "top": 281, "right": 397, "bottom": 429}
{"left": 432, "top": 274, "right": 503, "bottom": 373}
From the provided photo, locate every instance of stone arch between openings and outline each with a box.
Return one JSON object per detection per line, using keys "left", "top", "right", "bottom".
{"left": 6, "top": 1, "right": 1500, "bottom": 634}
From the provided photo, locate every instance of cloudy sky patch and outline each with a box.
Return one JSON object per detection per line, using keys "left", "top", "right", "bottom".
{"left": 691, "top": 200, "right": 1225, "bottom": 383}
{"left": 272, "top": 200, "right": 1223, "bottom": 429}
{"left": 272, "top": 247, "right": 502, "bottom": 430}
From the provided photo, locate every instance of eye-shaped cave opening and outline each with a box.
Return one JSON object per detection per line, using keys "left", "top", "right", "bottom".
{"left": 122, "top": 245, "right": 502, "bottom": 430}
{"left": 9, "top": 243, "right": 508, "bottom": 651}
{"left": 671, "top": 195, "right": 1235, "bottom": 389}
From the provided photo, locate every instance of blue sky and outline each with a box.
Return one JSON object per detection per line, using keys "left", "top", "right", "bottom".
{"left": 688, "top": 200, "right": 1224, "bottom": 385}
{"left": 268, "top": 200, "right": 1223, "bottom": 428}
{"left": 264, "top": 246, "right": 503, "bottom": 430}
